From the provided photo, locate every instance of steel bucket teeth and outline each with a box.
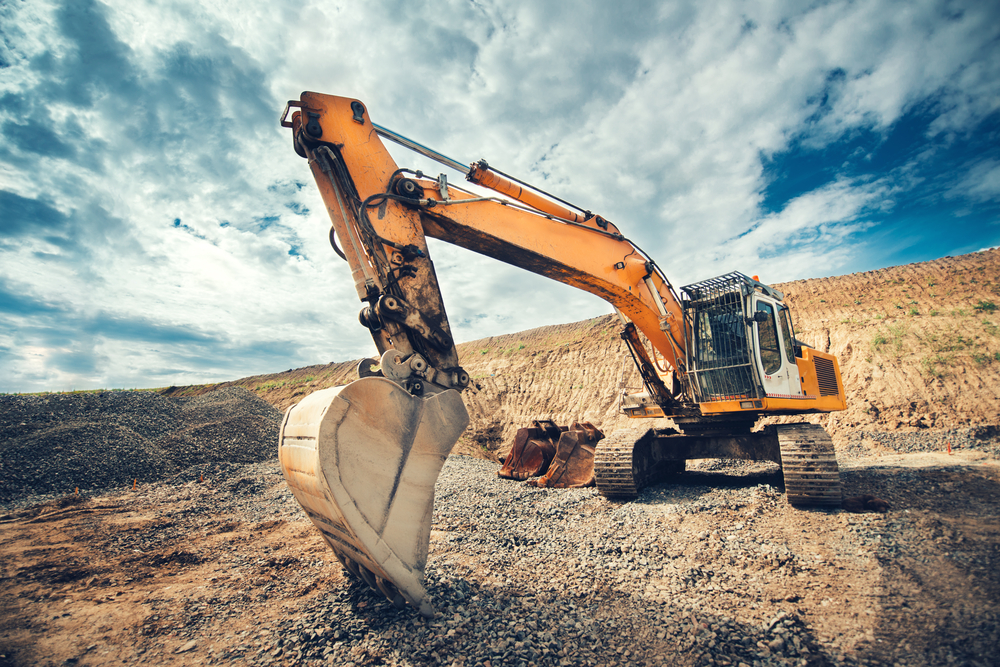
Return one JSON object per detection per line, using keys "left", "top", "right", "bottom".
{"left": 278, "top": 377, "right": 469, "bottom": 617}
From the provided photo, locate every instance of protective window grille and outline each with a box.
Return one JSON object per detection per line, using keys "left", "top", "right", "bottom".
{"left": 682, "top": 273, "right": 761, "bottom": 402}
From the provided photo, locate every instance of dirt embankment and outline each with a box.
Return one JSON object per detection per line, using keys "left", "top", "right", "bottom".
{"left": 779, "top": 249, "right": 1000, "bottom": 435}
{"left": 449, "top": 248, "right": 1000, "bottom": 456}
{"left": 162, "top": 248, "right": 1000, "bottom": 459}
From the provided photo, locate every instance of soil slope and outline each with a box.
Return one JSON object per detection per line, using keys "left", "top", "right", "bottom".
{"left": 164, "top": 248, "right": 1000, "bottom": 459}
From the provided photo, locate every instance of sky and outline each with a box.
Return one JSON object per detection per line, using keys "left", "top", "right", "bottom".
{"left": 1, "top": 0, "right": 998, "bottom": 393}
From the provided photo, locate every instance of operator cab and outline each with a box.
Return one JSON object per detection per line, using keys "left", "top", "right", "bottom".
{"left": 682, "top": 272, "right": 801, "bottom": 406}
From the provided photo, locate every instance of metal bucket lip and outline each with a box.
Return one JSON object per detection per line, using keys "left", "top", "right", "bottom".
{"left": 279, "top": 378, "right": 469, "bottom": 617}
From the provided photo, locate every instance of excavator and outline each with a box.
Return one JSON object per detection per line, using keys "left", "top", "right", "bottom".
{"left": 277, "top": 92, "right": 847, "bottom": 617}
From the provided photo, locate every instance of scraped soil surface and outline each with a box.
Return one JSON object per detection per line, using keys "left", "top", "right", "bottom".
{"left": 2, "top": 448, "right": 999, "bottom": 667}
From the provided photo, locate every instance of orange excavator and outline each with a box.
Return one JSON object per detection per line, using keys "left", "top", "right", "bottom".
{"left": 277, "top": 92, "right": 847, "bottom": 616}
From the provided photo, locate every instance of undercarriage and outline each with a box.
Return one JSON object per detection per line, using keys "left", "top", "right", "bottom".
{"left": 592, "top": 423, "right": 841, "bottom": 507}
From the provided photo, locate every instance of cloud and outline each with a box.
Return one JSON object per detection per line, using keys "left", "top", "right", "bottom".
{"left": 949, "top": 159, "right": 1000, "bottom": 203}
{"left": 0, "top": 191, "right": 69, "bottom": 237}
{"left": 710, "top": 178, "right": 885, "bottom": 281}
{"left": 0, "top": 278, "right": 63, "bottom": 316}
{"left": 0, "top": 0, "right": 997, "bottom": 392}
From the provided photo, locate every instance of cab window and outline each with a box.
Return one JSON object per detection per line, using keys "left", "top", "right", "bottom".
{"left": 756, "top": 302, "right": 781, "bottom": 375}
{"left": 779, "top": 307, "right": 796, "bottom": 362}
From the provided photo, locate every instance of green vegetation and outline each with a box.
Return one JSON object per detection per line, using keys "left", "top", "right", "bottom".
{"left": 971, "top": 352, "right": 993, "bottom": 366}
{"left": 256, "top": 380, "right": 288, "bottom": 391}
{"left": 907, "top": 306, "right": 919, "bottom": 316}
{"left": 927, "top": 328, "right": 971, "bottom": 353}
{"left": 921, "top": 354, "right": 950, "bottom": 377}
{"left": 871, "top": 324, "right": 907, "bottom": 357}
{"left": 973, "top": 299, "right": 997, "bottom": 313}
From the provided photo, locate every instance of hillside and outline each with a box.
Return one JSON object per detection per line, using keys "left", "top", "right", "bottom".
{"left": 162, "top": 248, "right": 1000, "bottom": 459}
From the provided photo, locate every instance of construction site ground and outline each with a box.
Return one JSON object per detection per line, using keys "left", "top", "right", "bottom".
{"left": 2, "top": 249, "right": 999, "bottom": 666}
{"left": 1, "top": 446, "right": 998, "bottom": 667}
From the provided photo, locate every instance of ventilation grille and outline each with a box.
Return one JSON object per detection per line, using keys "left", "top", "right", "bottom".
{"left": 814, "top": 357, "right": 840, "bottom": 397}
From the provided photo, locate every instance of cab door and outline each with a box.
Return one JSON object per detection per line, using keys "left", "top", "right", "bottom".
{"left": 752, "top": 295, "right": 802, "bottom": 398}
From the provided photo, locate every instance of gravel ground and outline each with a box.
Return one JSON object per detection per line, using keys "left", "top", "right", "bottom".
{"left": 1, "top": 391, "right": 998, "bottom": 666}
{"left": 841, "top": 425, "right": 1000, "bottom": 458}
{"left": 3, "top": 439, "right": 998, "bottom": 667}
{"left": 0, "top": 388, "right": 282, "bottom": 502}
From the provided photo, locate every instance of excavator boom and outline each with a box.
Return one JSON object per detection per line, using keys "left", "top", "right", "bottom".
{"left": 278, "top": 92, "right": 847, "bottom": 616}
{"left": 283, "top": 94, "right": 688, "bottom": 387}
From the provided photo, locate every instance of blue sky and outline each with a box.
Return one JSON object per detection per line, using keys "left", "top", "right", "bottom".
{"left": 1, "top": 0, "right": 998, "bottom": 393}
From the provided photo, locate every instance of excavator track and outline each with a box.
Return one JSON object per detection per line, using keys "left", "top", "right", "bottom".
{"left": 776, "top": 423, "right": 842, "bottom": 507}
{"left": 594, "top": 429, "right": 647, "bottom": 498}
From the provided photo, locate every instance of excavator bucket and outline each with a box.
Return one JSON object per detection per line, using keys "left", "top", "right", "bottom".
{"left": 497, "top": 420, "right": 566, "bottom": 480}
{"left": 278, "top": 377, "right": 469, "bottom": 617}
{"left": 528, "top": 422, "right": 605, "bottom": 488}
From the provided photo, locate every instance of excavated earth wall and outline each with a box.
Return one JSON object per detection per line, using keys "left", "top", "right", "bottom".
{"left": 452, "top": 248, "right": 1000, "bottom": 458}
{"left": 157, "top": 248, "right": 1000, "bottom": 460}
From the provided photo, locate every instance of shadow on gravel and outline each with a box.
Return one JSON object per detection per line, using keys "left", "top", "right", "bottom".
{"left": 631, "top": 467, "right": 785, "bottom": 507}
{"left": 280, "top": 567, "right": 844, "bottom": 666}
{"left": 838, "top": 463, "right": 1000, "bottom": 666}
{"left": 673, "top": 468, "right": 785, "bottom": 489}
{"left": 839, "top": 463, "right": 999, "bottom": 513}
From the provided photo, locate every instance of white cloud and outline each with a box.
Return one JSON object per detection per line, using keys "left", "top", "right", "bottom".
{"left": 0, "top": 0, "right": 997, "bottom": 392}
{"left": 948, "top": 159, "right": 1000, "bottom": 203}
{"left": 709, "top": 178, "right": 885, "bottom": 281}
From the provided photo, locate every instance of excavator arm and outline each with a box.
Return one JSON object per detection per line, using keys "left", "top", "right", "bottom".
{"left": 277, "top": 92, "right": 846, "bottom": 617}
{"left": 285, "top": 92, "right": 687, "bottom": 405}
